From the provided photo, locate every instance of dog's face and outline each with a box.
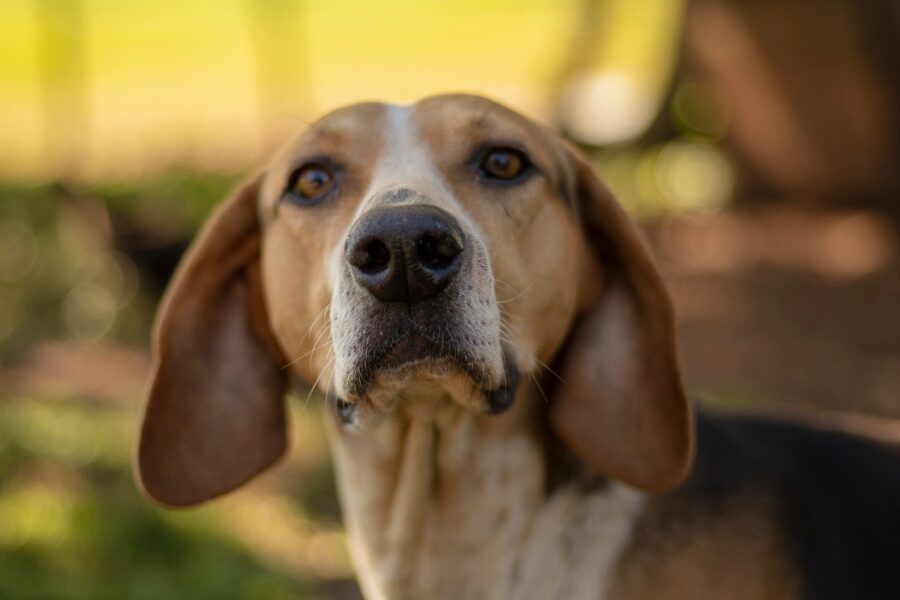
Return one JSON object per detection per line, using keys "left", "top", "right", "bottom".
{"left": 260, "top": 95, "right": 592, "bottom": 426}
{"left": 137, "top": 94, "right": 693, "bottom": 507}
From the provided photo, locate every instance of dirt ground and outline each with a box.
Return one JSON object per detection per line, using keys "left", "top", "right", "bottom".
{"left": 649, "top": 205, "right": 900, "bottom": 419}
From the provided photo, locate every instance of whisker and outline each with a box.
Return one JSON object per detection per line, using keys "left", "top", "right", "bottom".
{"left": 534, "top": 357, "right": 565, "bottom": 385}
{"left": 301, "top": 303, "right": 332, "bottom": 344}
{"left": 282, "top": 303, "right": 332, "bottom": 369}
{"left": 283, "top": 326, "right": 329, "bottom": 369}
{"left": 303, "top": 349, "right": 335, "bottom": 410}
{"left": 493, "top": 276, "right": 537, "bottom": 306}
{"left": 528, "top": 371, "right": 550, "bottom": 405}
{"left": 305, "top": 324, "right": 331, "bottom": 365}
{"left": 323, "top": 355, "right": 337, "bottom": 407}
{"left": 493, "top": 276, "right": 517, "bottom": 292}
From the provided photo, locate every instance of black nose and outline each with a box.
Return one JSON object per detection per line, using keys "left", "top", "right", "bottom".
{"left": 345, "top": 205, "right": 465, "bottom": 303}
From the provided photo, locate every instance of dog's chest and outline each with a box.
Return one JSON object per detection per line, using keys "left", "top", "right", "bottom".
{"left": 327, "top": 411, "right": 644, "bottom": 600}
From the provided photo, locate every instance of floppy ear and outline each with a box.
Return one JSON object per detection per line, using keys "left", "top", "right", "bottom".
{"left": 551, "top": 147, "right": 694, "bottom": 493}
{"left": 137, "top": 176, "right": 289, "bottom": 506}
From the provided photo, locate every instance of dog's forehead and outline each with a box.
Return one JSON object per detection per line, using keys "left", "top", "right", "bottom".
{"left": 410, "top": 94, "right": 546, "bottom": 138}
{"left": 306, "top": 101, "right": 386, "bottom": 139}
{"left": 303, "top": 94, "right": 548, "bottom": 154}
{"left": 263, "top": 95, "right": 570, "bottom": 211}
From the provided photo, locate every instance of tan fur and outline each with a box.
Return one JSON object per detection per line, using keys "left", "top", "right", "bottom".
{"left": 138, "top": 177, "right": 289, "bottom": 506}
{"left": 136, "top": 95, "right": 741, "bottom": 598}
{"left": 609, "top": 494, "right": 800, "bottom": 600}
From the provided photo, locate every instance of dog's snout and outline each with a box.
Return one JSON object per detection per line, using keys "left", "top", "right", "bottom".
{"left": 346, "top": 205, "right": 465, "bottom": 303}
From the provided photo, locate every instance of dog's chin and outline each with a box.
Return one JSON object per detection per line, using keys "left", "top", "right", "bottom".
{"left": 367, "top": 356, "right": 481, "bottom": 415}
{"left": 363, "top": 335, "right": 484, "bottom": 413}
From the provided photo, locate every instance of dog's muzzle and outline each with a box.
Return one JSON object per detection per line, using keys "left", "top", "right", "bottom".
{"left": 330, "top": 201, "right": 515, "bottom": 423}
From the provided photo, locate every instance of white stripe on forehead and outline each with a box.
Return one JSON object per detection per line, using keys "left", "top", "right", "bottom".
{"left": 332, "top": 103, "right": 483, "bottom": 303}
{"left": 357, "top": 103, "right": 457, "bottom": 217}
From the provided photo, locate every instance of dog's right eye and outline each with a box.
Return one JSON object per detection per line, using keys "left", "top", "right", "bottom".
{"left": 475, "top": 146, "right": 534, "bottom": 185}
{"left": 286, "top": 163, "right": 335, "bottom": 205}
{"left": 482, "top": 148, "right": 525, "bottom": 180}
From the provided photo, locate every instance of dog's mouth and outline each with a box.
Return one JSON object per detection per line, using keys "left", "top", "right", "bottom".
{"left": 338, "top": 323, "right": 520, "bottom": 420}
{"left": 379, "top": 333, "right": 447, "bottom": 372}
{"left": 347, "top": 325, "right": 482, "bottom": 396}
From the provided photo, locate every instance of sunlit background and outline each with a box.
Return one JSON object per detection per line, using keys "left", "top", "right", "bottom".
{"left": 1, "top": 0, "right": 899, "bottom": 598}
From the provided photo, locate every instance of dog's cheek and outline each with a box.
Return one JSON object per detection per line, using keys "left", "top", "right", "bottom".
{"left": 526, "top": 212, "right": 585, "bottom": 364}
{"left": 329, "top": 269, "right": 375, "bottom": 400}
{"left": 261, "top": 222, "right": 338, "bottom": 386}
{"left": 462, "top": 243, "right": 506, "bottom": 385}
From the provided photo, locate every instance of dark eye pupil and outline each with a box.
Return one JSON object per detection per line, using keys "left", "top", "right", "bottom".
{"left": 303, "top": 170, "right": 327, "bottom": 188}
{"left": 483, "top": 148, "right": 524, "bottom": 180}
{"left": 293, "top": 164, "right": 333, "bottom": 199}
{"left": 490, "top": 153, "right": 510, "bottom": 171}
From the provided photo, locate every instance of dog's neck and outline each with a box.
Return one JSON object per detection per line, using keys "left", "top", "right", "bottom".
{"left": 325, "top": 385, "right": 645, "bottom": 600}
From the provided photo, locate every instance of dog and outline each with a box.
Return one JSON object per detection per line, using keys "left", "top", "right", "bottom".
{"left": 136, "top": 94, "right": 900, "bottom": 599}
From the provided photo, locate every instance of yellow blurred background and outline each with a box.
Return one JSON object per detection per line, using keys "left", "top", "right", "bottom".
{"left": 1, "top": 0, "right": 683, "bottom": 179}
{"left": 1, "top": 0, "right": 898, "bottom": 598}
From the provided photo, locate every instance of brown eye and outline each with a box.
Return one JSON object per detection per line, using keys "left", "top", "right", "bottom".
{"left": 288, "top": 163, "right": 334, "bottom": 203}
{"left": 480, "top": 147, "right": 528, "bottom": 181}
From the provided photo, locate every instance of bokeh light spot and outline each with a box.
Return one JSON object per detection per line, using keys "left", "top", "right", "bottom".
{"left": 0, "top": 220, "right": 38, "bottom": 283}
{"left": 64, "top": 282, "right": 117, "bottom": 341}
{"left": 655, "top": 140, "right": 733, "bottom": 212}
{"left": 672, "top": 78, "right": 730, "bottom": 137}
{"left": 562, "top": 70, "right": 659, "bottom": 145}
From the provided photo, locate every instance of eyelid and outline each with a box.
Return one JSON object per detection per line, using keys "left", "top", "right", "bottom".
{"left": 285, "top": 156, "right": 342, "bottom": 188}
{"left": 472, "top": 142, "right": 538, "bottom": 172}
{"left": 471, "top": 141, "right": 529, "bottom": 161}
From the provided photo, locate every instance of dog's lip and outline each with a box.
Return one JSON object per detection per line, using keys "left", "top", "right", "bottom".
{"left": 342, "top": 330, "right": 521, "bottom": 414}
{"left": 345, "top": 328, "right": 483, "bottom": 399}
{"left": 484, "top": 356, "right": 521, "bottom": 414}
{"left": 380, "top": 334, "right": 446, "bottom": 369}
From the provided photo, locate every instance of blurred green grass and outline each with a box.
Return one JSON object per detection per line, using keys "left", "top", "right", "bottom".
{"left": 0, "top": 175, "right": 232, "bottom": 356}
{"left": 0, "top": 393, "right": 346, "bottom": 599}
{"left": 0, "top": 178, "right": 355, "bottom": 599}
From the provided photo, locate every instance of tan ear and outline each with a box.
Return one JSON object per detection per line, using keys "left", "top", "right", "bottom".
{"left": 137, "top": 176, "right": 288, "bottom": 506}
{"left": 551, "top": 147, "right": 694, "bottom": 493}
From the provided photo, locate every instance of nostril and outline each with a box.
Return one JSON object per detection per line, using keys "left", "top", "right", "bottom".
{"left": 416, "top": 232, "right": 462, "bottom": 271}
{"left": 345, "top": 205, "right": 465, "bottom": 302}
{"left": 350, "top": 239, "right": 391, "bottom": 275}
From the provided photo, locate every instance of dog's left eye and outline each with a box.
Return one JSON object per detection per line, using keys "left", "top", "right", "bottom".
{"left": 286, "top": 163, "right": 334, "bottom": 204}
{"left": 479, "top": 147, "right": 530, "bottom": 181}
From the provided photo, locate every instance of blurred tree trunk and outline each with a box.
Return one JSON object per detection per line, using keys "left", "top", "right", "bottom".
{"left": 682, "top": 0, "right": 900, "bottom": 211}
{"left": 245, "top": 0, "right": 310, "bottom": 147}
{"left": 36, "top": 0, "right": 88, "bottom": 179}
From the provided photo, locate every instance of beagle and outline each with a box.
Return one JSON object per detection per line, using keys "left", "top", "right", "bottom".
{"left": 137, "top": 94, "right": 900, "bottom": 600}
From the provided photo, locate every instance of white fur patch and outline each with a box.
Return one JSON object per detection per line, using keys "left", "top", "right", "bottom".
{"left": 327, "top": 103, "right": 505, "bottom": 409}
{"left": 513, "top": 483, "right": 645, "bottom": 600}
{"left": 358, "top": 104, "right": 457, "bottom": 215}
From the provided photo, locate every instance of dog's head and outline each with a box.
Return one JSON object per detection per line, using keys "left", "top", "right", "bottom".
{"left": 137, "top": 94, "right": 693, "bottom": 506}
